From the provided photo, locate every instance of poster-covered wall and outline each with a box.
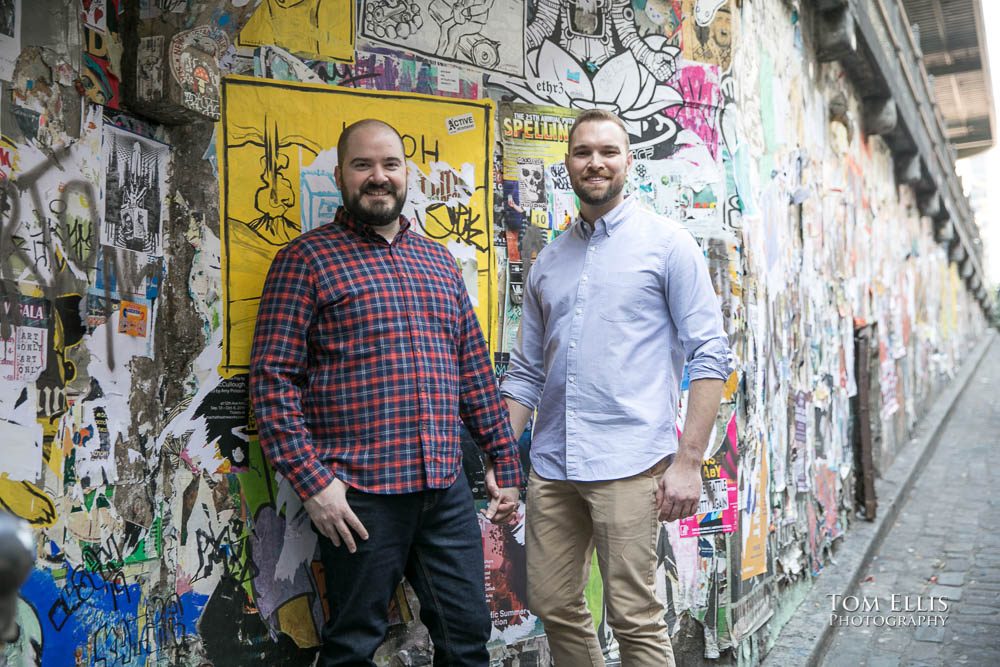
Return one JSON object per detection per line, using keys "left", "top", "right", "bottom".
{"left": 0, "top": 1, "right": 987, "bottom": 665}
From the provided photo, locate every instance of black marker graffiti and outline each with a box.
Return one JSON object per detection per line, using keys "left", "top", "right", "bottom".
{"left": 416, "top": 201, "right": 487, "bottom": 251}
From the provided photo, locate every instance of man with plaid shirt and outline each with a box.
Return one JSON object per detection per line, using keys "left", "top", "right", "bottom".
{"left": 250, "top": 119, "right": 523, "bottom": 666}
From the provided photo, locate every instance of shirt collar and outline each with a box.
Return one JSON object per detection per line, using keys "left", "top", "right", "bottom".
{"left": 334, "top": 206, "right": 410, "bottom": 244}
{"left": 575, "top": 196, "right": 635, "bottom": 239}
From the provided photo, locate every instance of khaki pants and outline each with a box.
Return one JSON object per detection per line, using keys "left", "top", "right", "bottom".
{"left": 526, "top": 462, "right": 675, "bottom": 667}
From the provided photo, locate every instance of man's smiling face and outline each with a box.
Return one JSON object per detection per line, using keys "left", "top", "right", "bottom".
{"left": 335, "top": 124, "right": 408, "bottom": 228}
{"left": 565, "top": 119, "right": 632, "bottom": 219}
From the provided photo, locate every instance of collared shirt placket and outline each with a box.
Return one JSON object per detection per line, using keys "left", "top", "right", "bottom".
{"left": 565, "top": 221, "right": 602, "bottom": 479}
{"left": 388, "top": 235, "right": 436, "bottom": 484}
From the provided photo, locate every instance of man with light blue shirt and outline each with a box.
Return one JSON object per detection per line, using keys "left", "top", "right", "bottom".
{"left": 500, "top": 109, "right": 733, "bottom": 667}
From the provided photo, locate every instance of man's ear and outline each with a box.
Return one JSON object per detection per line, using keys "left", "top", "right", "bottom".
{"left": 334, "top": 165, "right": 342, "bottom": 190}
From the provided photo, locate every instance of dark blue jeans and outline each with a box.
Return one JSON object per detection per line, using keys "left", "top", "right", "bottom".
{"left": 315, "top": 473, "right": 491, "bottom": 666}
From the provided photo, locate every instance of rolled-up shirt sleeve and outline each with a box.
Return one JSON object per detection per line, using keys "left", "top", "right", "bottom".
{"left": 500, "top": 261, "right": 547, "bottom": 410}
{"left": 664, "top": 230, "right": 734, "bottom": 381}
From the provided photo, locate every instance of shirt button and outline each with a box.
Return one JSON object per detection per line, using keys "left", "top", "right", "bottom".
{"left": 570, "top": 341, "right": 577, "bottom": 348}
{"left": 575, "top": 308, "right": 582, "bottom": 315}
{"left": 582, "top": 275, "right": 588, "bottom": 282}
{"left": 569, "top": 376, "right": 576, "bottom": 383}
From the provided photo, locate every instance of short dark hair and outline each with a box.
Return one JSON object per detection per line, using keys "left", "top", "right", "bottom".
{"left": 337, "top": 119, "right": 405, "bottom": 169}
{"left": 567, "top": 110, "right": 630, "bottom": 149}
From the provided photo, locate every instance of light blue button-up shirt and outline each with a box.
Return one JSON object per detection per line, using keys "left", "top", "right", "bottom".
{"left": 501, "top": 196, "right": 733, "bottom": 481}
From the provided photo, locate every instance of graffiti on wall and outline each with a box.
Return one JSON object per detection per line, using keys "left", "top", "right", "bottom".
{"left": 489, "top": 0, "right": 683, "bottom": 155}
{"left": 360, "top": 0, "right": 526, "bottom": 76}
{"left": 240, "top": 0, "right": 355, "bottom": 63}
{"left": 219, "top": 75, "right": 497, "bottom": 373}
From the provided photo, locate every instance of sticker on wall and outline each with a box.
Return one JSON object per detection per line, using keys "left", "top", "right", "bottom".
{"left": 117, "top": 299, "right": 149, "bottom": 337}
{"left": 446, "top": 112, "right": 476, "bottom": 134}
{"left": 169, "top": 27, "right": 229, "bottom": 119}
{"left": 360, "top": 0, "right": 525, "bottom": 76}
{"left": 0, "top": 294, "right": 48, "bottom": 382}
{"left": 100, "top": 125, "right": 169, "bottom": 256}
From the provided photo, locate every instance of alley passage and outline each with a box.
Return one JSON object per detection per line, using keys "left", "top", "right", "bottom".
{"left": 822, "top": 334, "right": 1000, "bottom": 666}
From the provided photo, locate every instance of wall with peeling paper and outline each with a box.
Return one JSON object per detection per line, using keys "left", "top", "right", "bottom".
{"left": 0, "top": 1, "right": 986, "bottom": 665}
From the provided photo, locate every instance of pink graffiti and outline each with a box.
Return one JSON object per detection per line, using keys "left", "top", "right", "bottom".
{"left": 665, "top": 64, "right": 722, "bottom": 159}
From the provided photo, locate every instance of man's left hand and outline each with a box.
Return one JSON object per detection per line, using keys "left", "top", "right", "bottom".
{"left": 484, "top": 461, "right": 520, "bottom": 524}
{"left": 656, "top": 456, "right": 703, "bottom": 522}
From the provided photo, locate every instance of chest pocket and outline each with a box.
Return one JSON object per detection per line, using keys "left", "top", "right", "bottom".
{"left": 595, "top": 272, "right": 650, "bottom": 323}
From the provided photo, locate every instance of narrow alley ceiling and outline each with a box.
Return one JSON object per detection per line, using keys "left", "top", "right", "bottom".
{"left": 901, "top": 0, "right": 996, "bottom": 157}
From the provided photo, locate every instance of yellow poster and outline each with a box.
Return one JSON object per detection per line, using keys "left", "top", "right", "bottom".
{"left": 741, "top": 435, "right": 769, "bottom": 580}
{"left": 218, "top": 75, "right": 496, "bottom": 376}
{"left": 239, "top": 0, "right": 355, "bottom": 63}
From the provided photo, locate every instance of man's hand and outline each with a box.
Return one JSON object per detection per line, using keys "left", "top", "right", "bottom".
{"left": 483, "top": 460, "right": 520, "bottom": 524}
{"left": 655, "top": 455, "right": 703, "bottom": 522}
{"left": 304, "top": 478, "right": 369, "bottom": 553}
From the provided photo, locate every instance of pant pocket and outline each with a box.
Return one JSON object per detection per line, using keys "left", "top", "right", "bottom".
{"left": 647, "top": 454, "right": 673, "bottom": 478}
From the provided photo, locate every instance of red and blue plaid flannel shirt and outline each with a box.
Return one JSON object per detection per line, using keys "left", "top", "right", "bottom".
{"left": 250, "top": 207, "right": 523, "bottom": 500}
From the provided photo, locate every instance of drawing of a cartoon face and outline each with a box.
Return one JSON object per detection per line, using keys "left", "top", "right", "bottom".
{"left": 518, "top": 158, "right": 546, "bottom": 207}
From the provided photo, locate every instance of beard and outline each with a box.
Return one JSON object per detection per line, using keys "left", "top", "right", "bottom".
{"left": 572, "top": 171, "right": 626, "bottom": 207}
{"left": 342, "top": 183, "right": 406, "bottom": 227}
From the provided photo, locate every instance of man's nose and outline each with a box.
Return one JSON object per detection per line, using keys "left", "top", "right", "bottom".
{"left": 370, "top": 164, "right": 389, "bottom": 183}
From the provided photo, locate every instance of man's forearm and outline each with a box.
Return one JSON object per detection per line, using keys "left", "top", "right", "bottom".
{"left": 676, "top": 378, "right": 725, "bottom": 465}
{"left": 504, "top": 397, "right": 533, "bottom": 440}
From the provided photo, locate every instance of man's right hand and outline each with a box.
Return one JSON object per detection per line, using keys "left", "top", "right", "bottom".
{"left": 304, "top": 478, "right": 369, "bottom": 553}
{"left": 483, "top": 460, "right": 520, "bottom": 524}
